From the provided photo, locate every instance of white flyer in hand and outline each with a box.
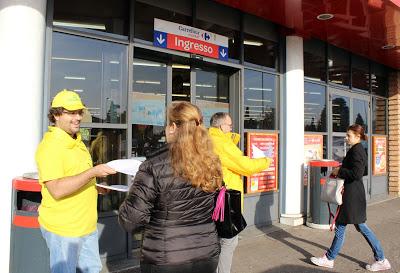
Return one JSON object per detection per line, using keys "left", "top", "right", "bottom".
{"left": 106, "top": 159, "right": 143, "bottom": 176}
{"left": 96, "top": 184, "right": 129, "bottom": 192}
{"left": 252, "top": 145, "right": 266, "bottom": 158}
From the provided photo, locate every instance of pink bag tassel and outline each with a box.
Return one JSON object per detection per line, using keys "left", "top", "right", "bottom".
{"left": 212, "top": 186, "right": 226, "bottom": 222}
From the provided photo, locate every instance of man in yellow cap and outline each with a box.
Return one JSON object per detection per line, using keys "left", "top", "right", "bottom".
{"left": 35, "top": 89, "right": 116, "bottom": 273}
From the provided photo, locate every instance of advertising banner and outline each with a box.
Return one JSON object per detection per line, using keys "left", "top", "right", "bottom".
{"left": 304, "top": 135, "right": 323, "bottom": 185}
{"left": 196, "top": 100, "right": 229, "bottom": 128}
{"left": 153, "top": 18, "right": 229, "bottom": 60}
{"left": 372, "top": 136, "right": 387, "bottom": 175}
{"left": 246, "top": 133, "right": 278, "bottom": 193}
{"left": 131, "top": 92, "right": 166, "bottom": 126}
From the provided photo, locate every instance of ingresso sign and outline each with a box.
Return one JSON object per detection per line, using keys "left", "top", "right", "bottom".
{"left": 153, "top": 18, "right": 229, "bottom": 61}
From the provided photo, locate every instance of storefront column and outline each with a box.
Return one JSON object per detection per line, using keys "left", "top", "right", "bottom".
{"left": 0, "top": 0, "right": 46, "bottom": 271}
{"left": 388, "top": 71, "right": 400, "bottom": 197}
{"left": 280, "top": 35, "right": 305, "bottom": 226}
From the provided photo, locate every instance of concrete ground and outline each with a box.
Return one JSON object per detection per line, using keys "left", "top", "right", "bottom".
{"left": 232, "top": 197, "right": 400, "bottom": 273}
{"left": 108, "top": 197, "right": 400, "bottom": 273}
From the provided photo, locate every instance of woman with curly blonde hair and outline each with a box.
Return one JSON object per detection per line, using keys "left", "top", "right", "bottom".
{"left": 119, "top": 101, "right": 223, "bottom": 273}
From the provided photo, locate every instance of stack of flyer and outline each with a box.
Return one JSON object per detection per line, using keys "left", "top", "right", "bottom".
{"left": 96, "top": 158, "right": 145, "bottom": 192}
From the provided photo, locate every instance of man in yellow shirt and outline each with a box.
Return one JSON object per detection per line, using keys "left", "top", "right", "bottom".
{"left": 35, "top": 90, "right": 116, "bottom": 273}
{"left": 209, "top": 112, "right": 271, "bottom": 273}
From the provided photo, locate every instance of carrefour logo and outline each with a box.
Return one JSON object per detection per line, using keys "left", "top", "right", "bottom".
{"left": 202, "top": 32, "right": 211, "bottom": 41}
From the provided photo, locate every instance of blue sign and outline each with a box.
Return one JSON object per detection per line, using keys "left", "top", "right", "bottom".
{"left": 218, "top": 46, "right": 228, "bottom": 60}
{"left": 153, "top": 31, "right": 167, "bottom": 48}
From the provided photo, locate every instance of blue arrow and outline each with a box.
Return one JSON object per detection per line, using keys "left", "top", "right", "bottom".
{"left": 153, "top": 31, "right": 167, "bottom": 48}
{"left": 219, "top": 46, "right": 228, "bottom": 60}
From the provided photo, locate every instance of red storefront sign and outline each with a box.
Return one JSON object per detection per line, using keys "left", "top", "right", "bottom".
{"left": 166, "top": 33, "right": 220, "bottom": 59}
{"left": 154, "top": 18, "right": 229, "bottom": 60}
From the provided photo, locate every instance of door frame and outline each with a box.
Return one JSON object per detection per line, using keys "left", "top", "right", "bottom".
{"left": 328, "top": 87, "right": 371, "bottom": 199}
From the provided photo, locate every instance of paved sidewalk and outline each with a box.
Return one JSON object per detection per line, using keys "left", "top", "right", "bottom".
{"left": 108, "top": 197, "right": 400, "bottom": 273}
{"left": 232, "top": 197, "right": 400, "bottom": 273}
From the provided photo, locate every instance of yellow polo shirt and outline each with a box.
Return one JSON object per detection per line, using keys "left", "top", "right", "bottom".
{"left": 35, "top": 126, "right": 97, "bottom": 237}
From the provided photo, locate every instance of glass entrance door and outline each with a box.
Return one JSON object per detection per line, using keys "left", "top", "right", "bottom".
{"left": 193, "top": 65, "right": 231, "bottom": 127}
{"left": 130, "top": 53, "right": 239, "bottom": 254}
{"left": 329, "top": 88, "right": 370, "bottom": 198}
{"left": 131, "top": 55, "right": 238, "bottom": 159}
{"left": 171, "top": 63, "right": 232, "bottom": 125}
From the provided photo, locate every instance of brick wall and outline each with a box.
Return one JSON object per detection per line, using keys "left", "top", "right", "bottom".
{"left": 388, "top": 71, "right": 400, "bottom": 197}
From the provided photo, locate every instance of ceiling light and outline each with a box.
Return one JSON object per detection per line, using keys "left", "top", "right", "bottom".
{"left": 172, "top": 64, "right": 190, "bottom": 69}
{"left": 53, "top": 20, "right": 106, "bottom": 30}
{"left": 244, "top": 40, "right": 263, "bottom": 46}
{"left": 52, "top": 57, "right": 101, "bottom": 63}
{"left": 317, "top": 14, "right": 334, "bottom": 20}
{"left": 133, "top": 61, "right": 163, "bottom": 67}
{"left": 381, "top": 44, "right": 396, "bottom": 50}
{"left": 64, "top": 76, "right": 86, "bottom": 80}
{"left": 135, "top": 80, "right": 160, "bottom": 85}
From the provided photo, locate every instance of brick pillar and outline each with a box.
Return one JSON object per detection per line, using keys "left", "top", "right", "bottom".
{"left": 388, "top": 71, "right": 400, "bottom": 197}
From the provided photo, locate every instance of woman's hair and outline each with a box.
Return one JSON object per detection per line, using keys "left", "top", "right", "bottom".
{"left": 167, "top": 101, "right": 223, "bottom": 192}
{"left": 347, "top": 124, "right": 367, "bottom": 141}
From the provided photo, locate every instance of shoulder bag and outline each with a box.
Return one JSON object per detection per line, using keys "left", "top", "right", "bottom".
{"left": 320, "top": 176, "right": 344, "bottom": 231}
{"left": 212, "top": 186, "right": 247, "bottom": 238}
{"left": 321, "top": 176, "right": 344, "bottom": 205}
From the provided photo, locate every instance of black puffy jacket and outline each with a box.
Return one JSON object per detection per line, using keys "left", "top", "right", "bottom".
{"left": 118, "top": 146, "right": 220, "bottom": 265}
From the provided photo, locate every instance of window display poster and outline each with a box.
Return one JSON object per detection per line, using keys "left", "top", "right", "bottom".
{"left": 372, "top": 136, "right": 387, "bottom": 175}
{"left": 303, "top": 134, "right": 323, "bottom": 185}
{"left": 132, "top": 92, "right": 166, "bottom": 126}
{"left": 246, "top": 133, "right": 278, "bottom": 193}
{"left": 196, "top": 99, "right": 229, "bottom": 128}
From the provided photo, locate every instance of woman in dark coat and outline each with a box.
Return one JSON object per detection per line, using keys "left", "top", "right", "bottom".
{"left": 118, "top": 102, "right": 223, "bottom": 273}
{"left": 311, "top": 124, "right": 391, "bottom": 272}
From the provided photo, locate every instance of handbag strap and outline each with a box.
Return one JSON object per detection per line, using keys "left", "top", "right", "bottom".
{"left": 212, "top": 186, "right": 226, "bottom": 222}
{"left": 327, "top": 185, "right": 344, "bottom": 231}
{"left": 327, "top": 203, "right": 342, "bottom": 231}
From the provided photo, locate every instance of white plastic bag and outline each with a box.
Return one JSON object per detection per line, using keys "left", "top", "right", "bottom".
{"left": 321, "top": 177, "right": 344, "bottom": 205}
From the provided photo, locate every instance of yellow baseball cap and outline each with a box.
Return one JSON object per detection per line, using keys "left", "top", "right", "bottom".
{"left": 51, "top": 89, "right": 86, "bottom": 110}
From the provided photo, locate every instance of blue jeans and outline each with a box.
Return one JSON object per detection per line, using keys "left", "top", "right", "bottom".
{"left": 326, "top": 223, "right": 385, "bottom": 261}
{"left": 40, "top": 227, "right": 102, "bottom": 273}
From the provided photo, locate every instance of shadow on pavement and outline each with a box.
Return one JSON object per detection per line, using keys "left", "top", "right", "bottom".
{"left": 260, "top": 264, "right": 340, "bottom": 273}
{"left": 265, "top": 228, "right": 366, "bottom": 268}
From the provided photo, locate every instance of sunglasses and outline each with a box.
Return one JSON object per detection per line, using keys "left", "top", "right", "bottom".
{"left": 62, "top": 109, "right": 84, "bottom": 116}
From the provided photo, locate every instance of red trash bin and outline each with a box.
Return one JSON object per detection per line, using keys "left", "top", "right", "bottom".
{"left": 306, "top": 160, "right": 340, "bottom": 229}
{"left": 10, "top": 177, "right": 50, "bottom": 273}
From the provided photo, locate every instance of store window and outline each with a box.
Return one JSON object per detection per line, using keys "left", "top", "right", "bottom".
{"left": 195, "top": 67, "right": 230, "bottom": 126}
{"left": 53, "top": 0, "right": 129, "bottom": 37}
{"left": 243, "top": 14, "right": 278, "bottom": 69}
{"left": 328, "top": 45, "right": 350, "bottom": 86}
{"left": 371, "top": 62, "right": 388, "bottom": 97}
{"left": 304, "top": 82, "right": 326, "bottom": 132}
{"left": 134, "top": 0, "right": 192, "bottom": 42}
{"left": 352, "top": 55, "right": 369, "bottom": 92}
{"left": 195, "top": 0, "right": 241, "bottom": 60}
{"left": 50, "top": 32, "right": 128, "bottom": 124}
{"left": 332, "top": 135, "right": 350, "bottom": 162}
{"left": 332, "top": 94, "right": 350, "bottom": 132}
{"left": 244, "top": 69, "right": 278, "bottom": 130}
{"left": 132, "top": 58, "right": 167, "bottom": 157}
{"left": 304, "top": 39, "right": 326, "bottom": 82}
{"left": 172, "top": 64, "right": 191, "bottom": 102}
{"left": 372, "top": 97, "right": 387, "bottom": 134}
{"left": 353, "top": 98, "right": 368, "bottom": 133}
{"left": 81, "top": 128, "right": 127, "bottom": 212}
